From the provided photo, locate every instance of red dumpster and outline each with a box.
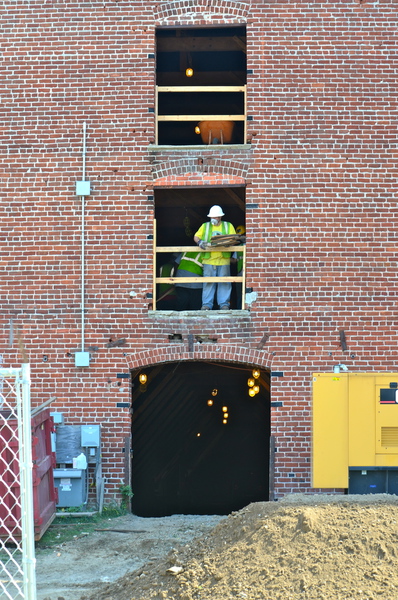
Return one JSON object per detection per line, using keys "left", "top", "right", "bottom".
{"left": 0, "top": 408, "right": 57, "bottom": 541}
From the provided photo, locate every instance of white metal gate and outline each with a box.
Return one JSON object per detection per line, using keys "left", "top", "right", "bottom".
{"left": 0, "top": 364, "right": 37, "bottom": 600}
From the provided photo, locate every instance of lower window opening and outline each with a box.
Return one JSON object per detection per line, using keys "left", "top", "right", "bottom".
{"left": 154, "top": 186, "right": 246, "bottom": 312}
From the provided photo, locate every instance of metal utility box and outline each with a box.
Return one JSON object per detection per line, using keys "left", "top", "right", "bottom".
{"left": 54, "top": 424, "right": 101, "bottom": 507}
{"left": 312, "top": 372, "right": 398, "bottom": 490}
{"left": 0, "top": 408, "right": 57, "bottom": 540}
{"left": 81, "top": 424, "right": 100, "bottom": 448}
{"left": 51, "top": 412, "right": 64, "bottom": 425}
{"left": 75, "top": 351, "right": 90, "bottom": 367}
{"left": 54, "top": 468, "right": 86, "bottom": 507}
{"left": 75, "top": 181, "right": 91, "bottom": 196}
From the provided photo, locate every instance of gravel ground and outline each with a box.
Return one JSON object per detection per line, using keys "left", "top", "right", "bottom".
{"left": 36, "top": 513, "right": 224, "bottom": 600}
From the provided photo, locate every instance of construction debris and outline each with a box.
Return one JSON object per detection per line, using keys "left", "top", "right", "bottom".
{"left": 209, "top": 234, "right": 246, "bottom": 247}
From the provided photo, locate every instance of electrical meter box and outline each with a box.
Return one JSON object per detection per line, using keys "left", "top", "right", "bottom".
{"left": 81, "top": 424, "right": 100, "bottom": 448}
{"left": 312, "top": 372, "right": 398, "bottom": 490}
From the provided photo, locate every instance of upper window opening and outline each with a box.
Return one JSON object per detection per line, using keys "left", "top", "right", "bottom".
{"left": 156, "top": 26, "right": 247, "bottom": 146}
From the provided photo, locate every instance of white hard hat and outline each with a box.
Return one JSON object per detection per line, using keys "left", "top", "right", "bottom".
{"left": 207, "top": 205, "right": 225, "bottom": 218}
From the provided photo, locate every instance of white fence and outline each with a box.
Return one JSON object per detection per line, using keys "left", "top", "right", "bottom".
{"left": 0, "top": 365, "right": 36, "bottom": 600}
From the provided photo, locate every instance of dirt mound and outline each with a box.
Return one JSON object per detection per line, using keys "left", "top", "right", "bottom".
{"left": 81, "top": 495, "right": 398, "bottom": 600}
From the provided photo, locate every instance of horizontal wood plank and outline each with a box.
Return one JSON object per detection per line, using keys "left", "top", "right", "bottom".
{"left": 156, "top": 246, "right": 245, "bottom": 252}
{"left": 157, "top": 115, "right": 245, "bottom": 122}
{"left": 157, "top": 86, "right": 246, "bottom": 92}
{"left": 156, "top": 276, "right": 243, "bottom": 283}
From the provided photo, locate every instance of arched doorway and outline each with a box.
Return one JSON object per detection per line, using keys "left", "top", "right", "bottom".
{"left": 131, "top": 361, "right": 270, "bottom": 516}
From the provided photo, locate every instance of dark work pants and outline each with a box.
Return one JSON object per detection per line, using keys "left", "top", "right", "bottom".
{"left": 176, "top": 287, "right": 202, "bottom": 311}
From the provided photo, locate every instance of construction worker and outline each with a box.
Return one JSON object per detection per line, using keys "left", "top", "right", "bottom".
{"left": 175, "top": 251, "right": 203, "bottom": 311}
{"left": 157, "top": 255, "right": 178, "bottom": 310}
{"left": 232, "top": 225, "right": 245, "bottom": 309}
{"left": 194, "top": 205, "right": 236, "bottom": 310}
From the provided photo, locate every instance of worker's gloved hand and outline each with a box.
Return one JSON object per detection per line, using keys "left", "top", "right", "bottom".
{"left": 198, "top": 240, "right": 209, "bottom": 249}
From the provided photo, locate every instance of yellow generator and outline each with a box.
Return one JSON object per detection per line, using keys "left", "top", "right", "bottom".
{"left": 312, "top": 372, "right": 398, "bottom": 493}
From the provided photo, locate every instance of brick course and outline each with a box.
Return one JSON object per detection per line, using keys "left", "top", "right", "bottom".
{"left": 2, "top": 1, "right": 398, "bottom": 502}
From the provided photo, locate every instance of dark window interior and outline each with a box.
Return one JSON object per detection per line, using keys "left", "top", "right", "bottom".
{"left": 156, "top": 26, "right": 247, "bottom": 86}
{"left": 156, "top": 26, "right": 247, "bottom": 145}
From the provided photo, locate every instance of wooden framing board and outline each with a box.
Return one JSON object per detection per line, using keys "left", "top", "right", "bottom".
{"left": 153, "top": 221, "right": 157, "bottom": 304}
{"left": 156, "top": 245, "right": 244, "bottom": 252}
{"left": 157, "top": 114, "right": 245, "bottom": 122}
{"left": 157, "top": 85, "right": 246, "bottom": 92}
{"left": 156, "top": 276, "right": 243, "bottom": 283}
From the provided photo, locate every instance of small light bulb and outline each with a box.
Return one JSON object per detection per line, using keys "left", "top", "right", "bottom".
{"left": 253, "top": 385, "right": 260, "bottom": 394}
{"left": 252, "top": 369, "right": 260, "bottom": 379}
{"left": 224, "top": 413, "right": 229, "bottom": 419}
{"left": 248, "top": 388, "right": 256, "bottom": 397}
{"left": 223, "top": 419, "right": 227, "bottom": 424}
{"left": 197, "top": 432, "right": 201, "bottom": 437}
{"left": 212, "top": 389, "right": 218, "bottom": 396}
{"left": 222, "top": 406, "right": 228, "bottom": 412}
{"left": 139, "top": 373, "right": 147, "bottom": 384}
{"left": 207, "top": 399, "right": 214, "bottom": 406}
{"left": 248, "top": 378, "right": 255, "bottom": 387}
{"left": 195, "top": 126, "right": 201, "bottom": 134}
{"left": 185, "top": 67, "right": 194, "bottom": 77}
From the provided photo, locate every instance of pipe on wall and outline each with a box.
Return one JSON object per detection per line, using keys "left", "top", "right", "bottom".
{"left": 81, "top": 122, "right": 87, "bottom": 353}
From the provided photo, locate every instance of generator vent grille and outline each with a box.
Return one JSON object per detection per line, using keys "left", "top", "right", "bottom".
{"left": 381, "top": 427, "right": 398, "bottom": 447}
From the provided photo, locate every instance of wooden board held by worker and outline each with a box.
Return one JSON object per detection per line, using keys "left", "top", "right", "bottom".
{"left": 209, "top": 234, "right": 246, "bottom": 247}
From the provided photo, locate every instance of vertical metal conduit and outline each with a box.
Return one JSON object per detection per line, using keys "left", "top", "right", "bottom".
{"left": 81, "top": 122, "right": 87, "bottom": 352}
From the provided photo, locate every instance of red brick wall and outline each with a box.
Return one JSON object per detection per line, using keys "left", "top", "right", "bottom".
{"left": 2, "top": 1, "right": 397, "bottom": 502}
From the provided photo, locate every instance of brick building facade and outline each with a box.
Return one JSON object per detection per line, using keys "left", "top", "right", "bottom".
{"left": 2, "top": 0, "right": 397, "bottom": 512}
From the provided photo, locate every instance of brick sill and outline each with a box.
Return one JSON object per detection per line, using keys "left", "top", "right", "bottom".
{"left": 148, "top": 309, "right": 251, "bottom": 318}
{"left": 148, "top": 144, "right": 252, "bottom": 153}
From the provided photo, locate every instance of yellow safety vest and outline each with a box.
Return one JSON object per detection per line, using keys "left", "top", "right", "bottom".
{"left": 202, "top": 221, "right": 233, "bottom": 259}
{"left": 178, "top": 252, "right": 203, "bottom": 275}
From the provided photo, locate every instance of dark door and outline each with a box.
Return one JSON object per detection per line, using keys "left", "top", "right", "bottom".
{"left": 131, "top": 361, "right": 270, "bottom": 516}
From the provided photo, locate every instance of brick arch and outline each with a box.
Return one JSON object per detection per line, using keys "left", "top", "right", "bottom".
{"left": 152, "top": 158, "right": 251, "bottom": 185}
{"left": 124, "top": 346, "right": 273, "bottom": 372}
{"left": 154, "top": 0, "right": 250, "bottom": 24}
